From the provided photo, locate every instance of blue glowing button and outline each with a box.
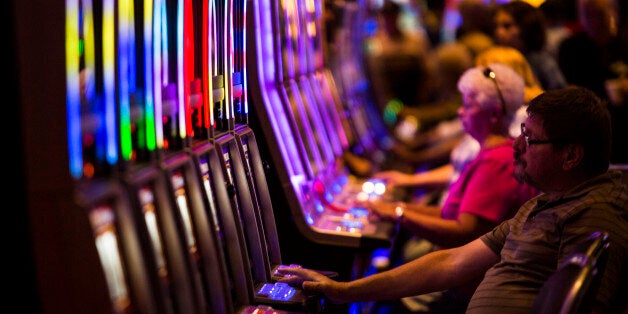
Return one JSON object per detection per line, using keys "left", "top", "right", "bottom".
{"left": 341, "top": 219, "right": 364, "bottom": 229}
{"left": 348, "top": 207, "right": 369, "bottom": 218}
{"left": 257, "top": 282, "right": 296, "bottom": 301}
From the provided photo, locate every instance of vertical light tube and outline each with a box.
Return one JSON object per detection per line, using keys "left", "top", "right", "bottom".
{"left": 144, "top": 0, "right": 157, "bottom": 151}
{"left": 103, "top": 0, "right": 119, "bottom": 165}
{"left": 118, "top": 0, "right": 133, "bottom": 160}
{"left": 183, "top": 0, "right": 194, "bottom": 137}
{"left": 241, "top": 0, "right": 248, "bottom": 117}
{"left": 153, "top": 0, "right": 166, "bottom": 149}
{"left": 176, "top": 0, "right": 186, "bottom": 138}
{"left": 223, "top": 0, "right": 232, "bottom": 122}
{"left": 66, "top": 0, "right": 82, "bottom": 178}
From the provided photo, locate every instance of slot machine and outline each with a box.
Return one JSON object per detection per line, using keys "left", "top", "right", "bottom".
{"left": 75, "top": 180, "right": 161, "bottom": 314}
{"left": 122, "top": 1, "right": 245, "bottom": 313}
{"left": 207, "top": 0, "right": 342, "bottom": 293}
{"left": 190, "top": 143, "right": 322, "bottom": 312}
{"left": 247, "top": 0, "right": 396, "bottom": 277}
{"left": 163, "top": 0, "right": 324, "bottom": 310}
{"left": 211, "top": 0, "right": 276, "bottom": 291}
{"left": 77, "top": 181, "right": 163, "bottom": 313}
{"left": 322, "top": 0, "right": 393, "bottom": 160}
{"left": 63, "top": 1, "right": 163, "bottom": 312}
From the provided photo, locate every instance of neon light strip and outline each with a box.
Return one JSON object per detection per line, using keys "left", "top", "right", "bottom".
{"left": 118, "top": 0, "right": 133, "bottom": 160}
{"left": 184, "top": 0, "right": 194, "bottom": 137}
{"left": 66, "top": 0, "right": 82, "bottom": 178}
{"left": 153, "top": 0, "right": 166, "bottom": 149}
{"left": 202, "top": 0, "right": 211, "bottom": 130}
{"left": 208, "top": 0, "right": 217, "bottom": 128}
{"left": 103, "top": 0, "right": 119, "bottom": 165}
{"left": 82, "top": 0, "right": 97, "bottom": 175}
{"left": 241, "top": 0, "right": 248, "bottom": 116}
{"left": 227, "top": 0, "right": 235, "bottom": 123}
{"left": 176, "top": 0, "right": 186, "bottom": 138}
{"left": 83, "top": 0, "right": 96, "bottom": 103}
{"left": 144, "top": 0, "right": 157, "bottom": 151}
{"left": 223, "top": 0, "right": 232, "bottom": 121}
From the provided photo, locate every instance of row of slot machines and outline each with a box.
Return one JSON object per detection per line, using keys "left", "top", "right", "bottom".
{"left": 62, "top": 0, "right": 349, "bottom": 312}
{"left": 11, "top": 0, "right": 396, "bottom": 310}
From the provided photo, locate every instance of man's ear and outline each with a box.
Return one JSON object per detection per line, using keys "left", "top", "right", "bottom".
{"left": 562, "top": 144, "right": 584, "bottom": 170}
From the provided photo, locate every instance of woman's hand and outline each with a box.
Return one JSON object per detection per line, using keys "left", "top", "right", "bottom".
{"left": 371, "top": 170, "right": 411, "bottom": 190}
{"left": 366, "top": 199, "right": 399, "bottom": 222}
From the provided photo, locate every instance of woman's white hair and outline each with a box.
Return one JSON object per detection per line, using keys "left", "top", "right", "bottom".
{"left": 457, "top": 63, "right": 525, "bottom": 127}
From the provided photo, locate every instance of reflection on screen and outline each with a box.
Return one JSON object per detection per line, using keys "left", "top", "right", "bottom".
{"left": 197, "top": 155, "right": 237, "bottom": 303}
{"left": 170, "top": 171, "right": 197, "bottom": 256}
{"left": 241, "top": 138, "right": 252, "bottom": 172}
{"left": 89, "top": 205, "right": 131, "bottom": 312}
{"left": 198, "top": 157, "right": 220, "bottom": 231}
{"left": 138, "top": 186, "right": 167, "bottom": 277}
{"left": 222, "top": 147, "right": 234, "bottom": 185}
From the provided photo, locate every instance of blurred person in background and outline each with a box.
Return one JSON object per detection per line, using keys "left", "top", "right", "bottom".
{"left": 492, "top": 0, "right": 568, "bottom": 91}
{"left": 539, "top": 0, "right": 579, "bottom": 58}
{"left": 364, "top": 0, "right": 436, "bottom": 120}
{"left": 558, "top": 0, "right": 628, "bottom": 164}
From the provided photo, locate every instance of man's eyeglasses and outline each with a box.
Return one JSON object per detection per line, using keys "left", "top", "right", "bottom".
{"left": 520, "top": 123, "right": 560, "bottom": 146}
{"left": 483, "top": 67, "right": 507, "bottom": 115}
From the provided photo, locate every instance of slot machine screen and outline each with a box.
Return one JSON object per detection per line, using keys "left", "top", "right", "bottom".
{"left": 89, "top": 204, "right": 131, "bottom": 313}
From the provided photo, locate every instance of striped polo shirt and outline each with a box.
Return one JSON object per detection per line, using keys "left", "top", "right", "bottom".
{"left": 466, "top": 170, "right": 628, "bottom": 313}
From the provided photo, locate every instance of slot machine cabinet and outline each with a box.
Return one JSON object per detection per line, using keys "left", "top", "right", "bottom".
{"left": 213, "top": 134, "right": 322, "bottom": 312}
{"left": 160, "top": 152, "right": 235, "bottom": 314}
{"left": 190, "top": 142, "right": 298, "bottom": 312}
{"left": 228, "top": 0, "right": 341, "bottom": 282}
{"left": 74, "top": 179, "right": 160, "bottom": 313}
{"left": 123, "top": 165, "right": 203, "bottom": 313}
{"left": 233, "top": 125, "right": 339, "bottom": 282}
{"left": 190, "top": 142, "right": 254, "bottom": 310}
{"left": 191, "top": 140, "right": 322, "bottom": 312}
{"left": 149, "top": 5, "right": 236, "bottom": 311}
{"left": 326, "top": 0, "right": 393, "bottom": 156}
{"left": 233, "top": 126, "right": 282, "bottom": 271}
{"left": 214, "top": 134, "right": 272, "bottom": 282}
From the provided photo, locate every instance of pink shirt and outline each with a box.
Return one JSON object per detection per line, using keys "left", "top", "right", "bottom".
{"left": 441, "top": 140, "right": 538, "bottom": 223}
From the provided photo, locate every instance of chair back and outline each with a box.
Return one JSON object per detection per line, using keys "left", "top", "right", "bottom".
{"left": 530, "top": 231, "right": 610, "bottom": 314}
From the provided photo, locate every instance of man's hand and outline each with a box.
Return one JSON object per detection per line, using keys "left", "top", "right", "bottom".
{"left": 275, "top": 267, "right": 351, "bottom": 304}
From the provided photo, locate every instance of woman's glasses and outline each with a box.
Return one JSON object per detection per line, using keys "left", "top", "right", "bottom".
{"left": 483, "top": 67, "right": 507, "bottom": 115}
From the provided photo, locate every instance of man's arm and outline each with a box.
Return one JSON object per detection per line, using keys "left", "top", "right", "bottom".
{"left": 278, "top": 238, "right": 500, "bottom": 304}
